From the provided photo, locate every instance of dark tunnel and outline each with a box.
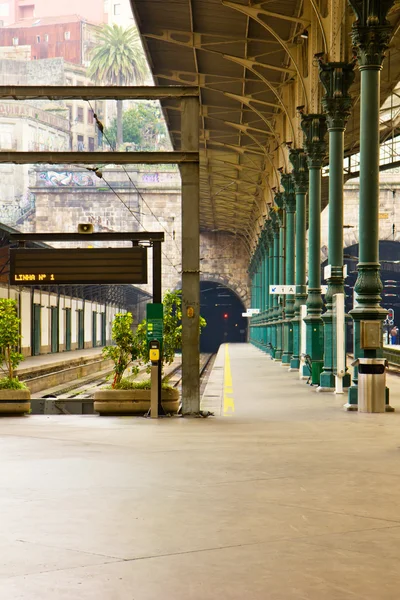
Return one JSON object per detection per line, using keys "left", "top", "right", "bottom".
{"left": 200, "top": 281, "right": 248, "bottom": 353}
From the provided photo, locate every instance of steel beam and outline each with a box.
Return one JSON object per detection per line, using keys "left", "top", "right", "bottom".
{"left": 9, "top": 232, "right": 164, "bottom": 242}
{"left": 0, "top": 152, "right": 199, "bottom": 165}
{"left": 0, "top": 85, "right": 199, "bottom": 100}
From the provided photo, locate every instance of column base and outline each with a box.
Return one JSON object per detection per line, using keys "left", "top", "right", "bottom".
{"left": 310, "top": 360, "right": 324, "bottom": 386}
{"left": 302, "top": 363, "right": 310, "bottom": 377}
{"left": 290, "top": 356, "right": 300, "bottom": 370}
{"left": 343, "top": 402, "right": 358, "bottom": 411}
{"left": 319, "top": 371, "right": 351, "bottom": 391}
{"left": 274, "top": 355, "right": 282, "bottom": 362}
{"left": 281, "top": 354, "right": 291, "bottom": 365}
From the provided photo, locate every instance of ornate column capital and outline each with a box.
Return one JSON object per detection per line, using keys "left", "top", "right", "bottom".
{"left": 348, "top": 0, "right": 395, "bottom": 68}
{"left": 300, "top": 114, "right": 328, "bottom": 168}
{"left": 266, "top": 219, "right": 274, "bottom": 246}
{"left": 280, "top": 173, "right": 296, "bottom": 213}
{"left": 318, "top": 59, "right": 356, "bottom": 130}
{"left": 289, "top": 148, "right": 309, "bottom": 193}
{"left": 274, "top": 192, "right": 285, "bottom": 226}
{"left": 270, "top": 209, "right": 280, "bottom": 236}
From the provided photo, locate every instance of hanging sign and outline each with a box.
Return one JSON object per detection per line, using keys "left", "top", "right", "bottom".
{"left": 269, "top": 285, "right": 296, "bottom": 294}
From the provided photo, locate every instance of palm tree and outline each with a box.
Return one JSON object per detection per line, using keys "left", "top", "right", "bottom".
{"left": 88, "top": 24, "right": 148, "bottom": 147}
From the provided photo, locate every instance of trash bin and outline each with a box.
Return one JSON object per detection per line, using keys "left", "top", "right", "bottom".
{"left": 353, "top": 358, "right": 387, "bottom": 413}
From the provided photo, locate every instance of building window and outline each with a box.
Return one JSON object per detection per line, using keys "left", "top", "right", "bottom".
{"left": 44, "top": 34, "right": 49, "bottom": 42}
{"left": 12, "top": 37, "right": 18, "bottom": 45}
{"left": 36, "top": 35, "right": 40, "bottom": 43}
{"left": 87, "top": 109, "right": 94, "bottom": 124}
{"left": 64, "top": 31, "right": 70, "bottom": 40}
{"left": 114, "top": 3, "right": 121, "bottom": 15}
{"left": 77, "top": 107, "right": 84, "bottom": 123}
{"left": 67, "top": 105, "right": 73, "bottom": 122}
{"left": 88, "top": 137, "right": 95, "bottom": 152}
{"left": 77, "top": 135, "right": 84, "bottom": 151}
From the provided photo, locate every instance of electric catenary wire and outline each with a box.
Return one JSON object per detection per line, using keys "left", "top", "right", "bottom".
{"left": 85, "top": 102, "right": 181, "bottom": 274}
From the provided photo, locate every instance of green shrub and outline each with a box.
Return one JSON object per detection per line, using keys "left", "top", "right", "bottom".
{"left": 0, "top": 377, "right": 27, "bottom": 390}
{"left": 0, "top": 299, "right": 25, "bottom": 386}
{"left": 114, "top": 378, "right": 174, "bottom": 391}
{"left": 102, "top": 312, "right": 138, "bottom": 389}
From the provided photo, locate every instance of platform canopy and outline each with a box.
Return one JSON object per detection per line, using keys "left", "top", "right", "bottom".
{"left": 131, "top": 0, "right": 400, "bottom": 242}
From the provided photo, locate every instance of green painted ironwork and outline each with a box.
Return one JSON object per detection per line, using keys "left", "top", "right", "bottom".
{"left": 289, "top": 149, "right": 308, "bottom": 370}
{"left": 347, "top": 0, "right": 395, "bottom": 409}
{"left": 301, "top": 113, "right": 327, "bottom": 384}
{"left": 318, "top": 59, "right": 355, "bottom": 390}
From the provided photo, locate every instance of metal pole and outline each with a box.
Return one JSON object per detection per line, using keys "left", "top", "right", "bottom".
{"left": 301, "top": 114, "right": 327, "bottom": 384}
{"left": 318, "top": 60, "right": 355, "bottom": 392}
{"left": 281, "top": 174, "right": 296, "bottom": 365}
{"left": 180, "top": 97, "right": 200, "bottom": 415}
{"left": 289, "top": 148, "right": 308, "bottom": 370}
{"left": 152, "top": 240, "right": 163, "bottom": 415}
{"left": 347, "top": 0, "right": 394, "bottom": 410}
{"left": 274, "top": 194, "right": 285, "bottom": 361}
{"left": 271, "top": 214, "right": 280, "bottom": 358}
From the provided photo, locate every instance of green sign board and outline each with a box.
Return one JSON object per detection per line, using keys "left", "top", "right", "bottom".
{"left": 146, "top": 303, "right": 164, "bottom": 348}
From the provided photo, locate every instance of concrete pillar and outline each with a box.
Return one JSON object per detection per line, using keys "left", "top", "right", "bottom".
{"left": 347, "top": 0, "right": 395, "bottom": 410}
{"left": 301, "top": 114, "right": 327, "bottom": 385}
{"left": 289, "top": 149, "right": 309, "bottom": 371}
{"left": 180, "top": 97, "right": 200, "bottom": 415}
{"left": 317, "top": 59, "right": 355, "bottom": 392}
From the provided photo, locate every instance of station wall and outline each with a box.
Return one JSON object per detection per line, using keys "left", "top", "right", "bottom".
{"left": 0, "top": 284, "right": 123, "bottom": 357}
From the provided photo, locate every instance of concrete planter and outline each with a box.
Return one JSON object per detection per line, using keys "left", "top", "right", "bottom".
{"left": 94, "top": 388, "right": 179, "bottom": 415}
{"left": 0, "top": 389, "right": 31, "bottom": 415}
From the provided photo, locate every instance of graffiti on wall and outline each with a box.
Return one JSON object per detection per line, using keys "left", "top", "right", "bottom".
{"left": 38, "top": 171, "right": 96, "bottom": 187}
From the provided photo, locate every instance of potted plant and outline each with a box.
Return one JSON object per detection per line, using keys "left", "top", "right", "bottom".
{"left": 0, "top": 299, "right": 30, "bottom": 414}
{"left": 94, "top": 290, "right": 206, "bottom": 415}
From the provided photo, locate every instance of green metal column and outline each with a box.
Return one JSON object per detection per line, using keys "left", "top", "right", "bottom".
{"left": 347, "top": 0, "right": 395, "bottom": 410}
{"left": 301, "top": 114, "right": 327, "bottom": 384}
{"left": 270, "top": 211, "right": 280, "bottom": 357}
{"left": 251, "top": 268, "right": 256, "bottom": 344}
{"left": 281, "top": 173, "right": 296, "bottom": 365}
{"left": 274, "top": 192, "right": 285, "bottom": 361}
{"left": 263, "top": 235, "right": 270, "bottom": 349}
{"left": 267, "top": 221, "right": 274, "bottom": 354}
{"left": 289, "top": 149, "right": 309, "bottom": 370}
{"left": 318, "top": 60, "right": 355, "bottom": 391}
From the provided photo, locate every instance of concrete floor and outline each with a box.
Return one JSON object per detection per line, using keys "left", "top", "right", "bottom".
{"left": 1, "top": 343, "right": 400, "bottom": 599}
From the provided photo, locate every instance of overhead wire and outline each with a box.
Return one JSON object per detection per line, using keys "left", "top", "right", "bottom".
{"left": 84, "top": 100, "right": 181, "bottom": 274}
{"left": 87, "top": 100, "right": 181, "bottom": 255}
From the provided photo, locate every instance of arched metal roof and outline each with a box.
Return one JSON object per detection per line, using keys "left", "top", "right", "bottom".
{"left": 131, "top": 0, "right": 400, "bottom": 243}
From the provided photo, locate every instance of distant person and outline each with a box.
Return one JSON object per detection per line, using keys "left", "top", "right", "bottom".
{"left": 390, "top": 326, "right": 399, "bottom": 345}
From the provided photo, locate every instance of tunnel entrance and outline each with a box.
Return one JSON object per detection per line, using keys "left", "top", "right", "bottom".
{"left": 200, "top": 281, "right": 248, "bottom": 353}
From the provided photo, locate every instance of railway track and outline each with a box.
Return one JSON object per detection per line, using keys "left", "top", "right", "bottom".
{"left": 36, "top": 353, "right": 216, "bottom": 405}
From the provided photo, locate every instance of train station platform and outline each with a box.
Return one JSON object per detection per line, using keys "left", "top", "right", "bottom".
{"left": 2, "top": 343, "right": 400, "bottom": 599}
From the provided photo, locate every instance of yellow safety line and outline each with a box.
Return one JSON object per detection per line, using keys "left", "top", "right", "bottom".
{"left": 223, "top": 343, "right": 235, "bottom": 416}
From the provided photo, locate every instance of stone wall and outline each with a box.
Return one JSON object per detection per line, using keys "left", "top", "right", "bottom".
{"left": 200, "top": 231, "right": 250, "bottom": 306}
{"left": 320, "top": 170, "right": 400, "bottom": 261}
{"left": 24, "top": 166, "right": 251, "bottom": 303}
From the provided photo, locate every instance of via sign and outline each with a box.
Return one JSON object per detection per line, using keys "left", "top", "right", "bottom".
{"left": 270, "top": 285, "right": 296, "bottom": 294}
{"left": 269, "top": 285, "right": 328, "bottom": 294}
